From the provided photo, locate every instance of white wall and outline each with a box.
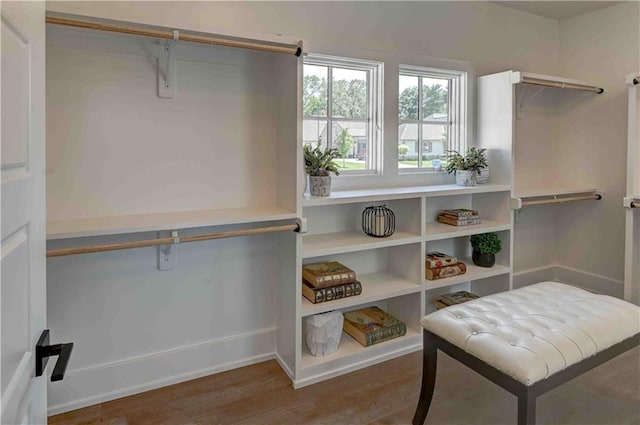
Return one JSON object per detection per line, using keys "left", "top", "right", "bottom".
{"left": 554, "top": 2, "right": 639, "bottom": 295}
{"left": 45, "top": 1, "right": 564, "bottom": 414}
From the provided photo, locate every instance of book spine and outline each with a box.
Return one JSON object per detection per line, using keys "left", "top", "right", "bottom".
{"left": 437, "top": 216, "right": 481, "bottom": 226}
{"left": 302, "top": 281, "right": 362, "bottom": 304}
{"left": 426, "top": 263, "right": 467, "bottom": 280}
{"left": 443, "top": 209, "right": 478, "bottom": 217}
{"left": 363, "top": 323, "right": 407, "bottom": 346}
{"left": 303, "top": 270, "right": 358, "bottom": 288}
{"left": 425, "top": 257, "right": 458, "bottom": 268}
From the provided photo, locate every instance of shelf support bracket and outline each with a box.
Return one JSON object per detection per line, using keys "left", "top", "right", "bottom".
{"left": 158, "top": 230, "right": 179, "bottom": 270}
{"left": 158, "top": 30, "right": 179, "bottom": 98}
{"left": 516, "top": 86, "right": 544, "bottom": 119}
{"left": 624, "top": 197, "right": 639, "bottom": 209}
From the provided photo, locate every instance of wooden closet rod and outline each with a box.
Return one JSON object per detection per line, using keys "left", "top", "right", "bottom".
{"left": 521, "top": 194, "right": 602, "bottom": 207}
{"left": 47, "top": 223, "right": 300, "bottom": 257}
{"left": 521, "top": 76, "right": 604, "bottom": 94}
{"left": 46, "top": 16, "right": 302, "bottom": 56}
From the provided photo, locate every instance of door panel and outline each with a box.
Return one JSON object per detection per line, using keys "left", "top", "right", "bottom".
{"left": 1, "top": 1, "right": 46, "bottom": 424}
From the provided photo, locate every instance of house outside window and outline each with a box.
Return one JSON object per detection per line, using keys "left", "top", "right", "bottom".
{"left": 398, "top": 66, "right": 466, "bottom": 170}
{"left": 303, "top": 55, "right": 383, "bottom": 173}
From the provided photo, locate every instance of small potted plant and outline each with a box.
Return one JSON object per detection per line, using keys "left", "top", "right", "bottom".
{"left": 304, "top": 141, "right": 341, "bottom": 196}
{"left": 470, "top": 232, "right": 502, "bottom": 267}
{"left": 445, "top": 147, "right": 488, "bottom": 186}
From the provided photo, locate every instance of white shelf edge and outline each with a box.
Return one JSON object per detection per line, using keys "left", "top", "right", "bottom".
{"left": 47, "top": 206, "right": 298, "bottom": 240}
{"left": 511, "top": 71, "right": 600, "bottom": 90}
{"left": 425, "top": 220, "right": 511, "bottom": 242}
{"left": 302, "top": 184, "right": 512, "bottom": 207}
{"left": 300, "top": 272, "right": 421, "bottom": 317}
{"left": 302, "top": 232, "right": 422, "bottom": 259}
{"left": 423, "top": 260, "right": 511, "bottom": 290}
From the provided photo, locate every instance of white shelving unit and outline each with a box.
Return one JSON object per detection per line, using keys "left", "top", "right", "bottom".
{"left": 477, "top": 70, "right": 604, "bottom": 287}
{"left": 294, "top": 184, "right": 512, "bottom": 387}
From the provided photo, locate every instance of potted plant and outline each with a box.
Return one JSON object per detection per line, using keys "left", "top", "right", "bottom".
{"left": 469, "top": 232, "right": 502, "bottom": 267}
{"left": 445, "top": 147, "right": 488, "bottom": 186}
{"left": 304, "top": 142, "right": 341, "bottom": 196}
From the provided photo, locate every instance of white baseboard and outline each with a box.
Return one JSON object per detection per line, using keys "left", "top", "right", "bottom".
{"left": 513, "top": 265, "right": 623, "bottom": 297}
{"left": 48, "top": 327, "right": 276, "bottom": 416}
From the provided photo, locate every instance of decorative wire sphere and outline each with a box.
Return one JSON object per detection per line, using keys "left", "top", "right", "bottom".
{"left": 362, "top": 205, "right": 395, "bottom": 238}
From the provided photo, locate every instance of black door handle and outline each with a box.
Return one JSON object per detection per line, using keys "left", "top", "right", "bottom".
{"left": 35, "top": 330, "right": 74, "bottom": 382}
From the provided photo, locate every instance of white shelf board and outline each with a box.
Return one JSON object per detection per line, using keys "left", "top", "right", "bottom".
{"left": 47, "top": 206, "right": 298, "bottom": 240}
{"left": 425, "top": 219, "right": 511, "bottom": 241}
{"left": 302, "top": 231, "right": 422, "bottom": 258}
{"left": 303, "top": 184, "right": 512, "bottom": 207}
{"left": 301, "top": 272, "right": 421, "bottom": 317}
{"left": 514, "top": 187, "right": 598, "bottom": 199}
{"left": 423, "top": 258, "right": 511, "bottom": 291}
{"left": 300, "top": 328, "right": 422, "bottom": 369}
{"left": 511, "top": 71, "right": 600, "bottom": 89}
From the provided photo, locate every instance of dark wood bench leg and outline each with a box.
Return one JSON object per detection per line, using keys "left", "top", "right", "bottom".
{"left": 517, "top": 391, "right": 536, "bottom": 425}
{"left": 412, "top": 331, "right": 437, "bottom": 425}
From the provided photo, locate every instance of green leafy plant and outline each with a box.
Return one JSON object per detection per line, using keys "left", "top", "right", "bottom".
{"left": 304, "top": 141, "right": 341, "bottom": 177}
{"left": 470, "top": 232, "right": 502, "bottom": 255}
{"left": 445, "top": 147, "right": 487, "bottom": 176}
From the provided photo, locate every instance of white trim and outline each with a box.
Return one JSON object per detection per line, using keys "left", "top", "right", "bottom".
{"left": 48, "top": 328, "right": 276, "bottom": 415}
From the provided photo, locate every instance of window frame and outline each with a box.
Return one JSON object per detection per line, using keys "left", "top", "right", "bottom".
{"left": 398, "top": 65, "right": 466, "bottom": 172}
{"left": 303, "top": 54, "right": 383, "bottom": 175}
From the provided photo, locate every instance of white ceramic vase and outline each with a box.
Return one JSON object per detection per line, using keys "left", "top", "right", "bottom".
{"left": 455, "top": 170, "right": 476, "bottom": 186}
{"left": 477, "top": 168, "right": 490, "bottom": 184}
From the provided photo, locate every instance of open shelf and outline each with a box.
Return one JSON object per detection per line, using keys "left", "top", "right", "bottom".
{"left": 300, "top": 328, "right": 422, "bottom": 369}
{"left": 425, "top": 219, "right": 511, "bottom": 241}
{"left": 302, "top": 231, "right": 422, "bottom": 258}
{"left": 301, "top": 272, "right": 421, "bottom": 317}
{"left": 47, "top": 206, "right": 297, "bottom": 240}
{"left": 423, "top": 258, "right": 511, "bottom": 291}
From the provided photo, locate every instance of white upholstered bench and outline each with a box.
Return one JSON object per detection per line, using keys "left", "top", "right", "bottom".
{"left": 412, "top": 282, "right": 640, "bottom": 425}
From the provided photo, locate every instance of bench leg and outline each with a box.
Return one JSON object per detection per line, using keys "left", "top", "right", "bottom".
{"left": 517, "top": 392, "right": 536, "bottom": 425}
{"left": 412, "top": 333, "right": 437, "bottom": 425}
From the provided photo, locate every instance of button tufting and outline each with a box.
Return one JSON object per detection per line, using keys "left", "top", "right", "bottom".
{"left": 509, "top": 341, "right": 516, "bottom": 346}
{"left": 472, "top": 331, "right": 478, "bottom": 335}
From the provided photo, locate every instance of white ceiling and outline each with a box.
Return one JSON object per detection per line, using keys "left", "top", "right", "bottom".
{"left": 493, "top": 1, "right": 626, "bottom": 20}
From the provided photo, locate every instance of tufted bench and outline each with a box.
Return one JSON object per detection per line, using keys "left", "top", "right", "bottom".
{"left": 412, "top": 282, "right": 640, "bottom": 425}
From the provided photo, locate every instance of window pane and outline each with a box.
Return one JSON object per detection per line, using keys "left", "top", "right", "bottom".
{"left": 303, "top": 64, "right": 328, "bottom": 117}
{"left": 331, "top": 121, "right": 367, "bottom": 170}
{"left": 398, "top": 123, "right": 418, "bottom": 168}
{"left": 303, "top": 119, "right": 328, "bottom": 148}
{"left": 399, "top": 75, "right": 419, "bottom": 120}
{"left": 421, "top": 77, "right": 449, "bottom": 121}
{"left": 332, "top": 68, "right": 368, "bottom": 119}
{"left": 422, "top": 123, "right": 448, "bottom": 168}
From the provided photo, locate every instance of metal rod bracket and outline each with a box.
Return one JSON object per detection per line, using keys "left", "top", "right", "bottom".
{"left": 159, "top": 230, "right": 179, "bottom": 270}
{"left": 158, "top": 32, "right": 178, "bottom": 98}
{"left": 296, "top": 217, "right": 307, "bottom": 234}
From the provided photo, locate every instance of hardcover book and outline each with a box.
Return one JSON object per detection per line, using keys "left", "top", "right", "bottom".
{"left": 343, "top": 306, "right": 407, "bottom": 347}
{"left": 302, "top": 280, "right": 363, "bottom": 304}
{"left": 437, "top": 215, "right": 481, "bottom": 226}
{"left": 426, "top": 251, "right": 458, "bottom": 268}
{"left": 433, "top": 299, "right": 450, "bottom": 310}
{"left": 440, "top": 290, "right": 480, "bottom": 305}
{"left": 442, "top": 208, "right": 479, "bottom": 217}
{"left": 302, "top": 261, "right": 357, "bottom": 288}
{"left": 425, "top": 262, "right": 467, "bottom": 280}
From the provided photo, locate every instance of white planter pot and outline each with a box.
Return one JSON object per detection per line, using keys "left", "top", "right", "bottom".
{"left": 310, "top": 175, "right": 331, "bottom": 196}
{"left": 477, "top": 168, "right": 490, "bottom": 184}
{"left": 455, "top": 170, "right": 476, "bottom": 186}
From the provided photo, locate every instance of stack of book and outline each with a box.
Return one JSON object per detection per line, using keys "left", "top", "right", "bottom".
{"left": 433, "top": 290, "right": 480, "bottom": 309}
{"left": 302, "top": 261, "right": 362, "bottom": 304}
{"left": 437, "top": 208, "right": 481, "bottom": 226}
{"left": 342, "top": 306, "right": 407, "bottom": 347}
{"left": 425, "top": 251, "right": 467, "bottom": 280}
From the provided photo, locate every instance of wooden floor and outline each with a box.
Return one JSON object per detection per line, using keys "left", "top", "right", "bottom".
{"left": 50, "top": 347, "right": 640, "bottom": 425}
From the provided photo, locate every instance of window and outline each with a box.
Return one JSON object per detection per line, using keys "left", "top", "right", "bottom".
{"left": 398, "top": 66, "right": 466, "bottom": 170}
{"left": 303, "top": 55, "right": 382, "bottom": 173}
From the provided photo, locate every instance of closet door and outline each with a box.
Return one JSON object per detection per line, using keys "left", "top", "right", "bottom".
{"left": 1, "top": 2, "right": 47, "bottom": 423}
